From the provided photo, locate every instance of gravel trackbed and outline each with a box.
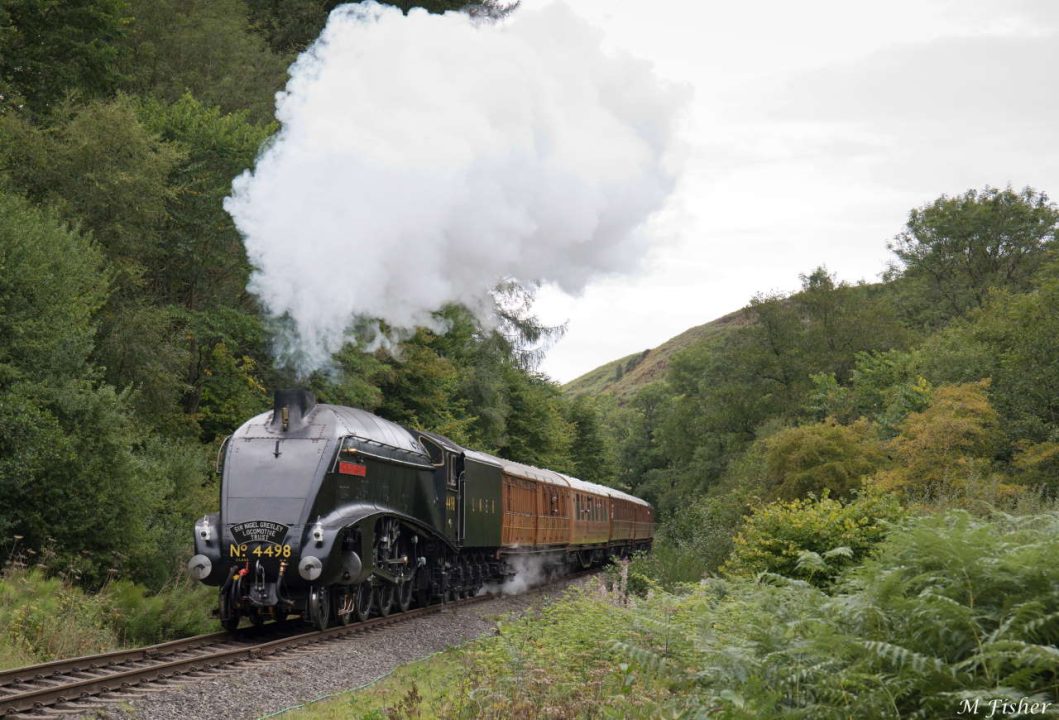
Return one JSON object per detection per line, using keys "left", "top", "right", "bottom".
{"left": 74, "top": 577, "right": 587, "bottom": 720}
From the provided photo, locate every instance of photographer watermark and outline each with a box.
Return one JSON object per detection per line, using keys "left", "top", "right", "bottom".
{"left": 956, "top": 697, "right": 1053, "bottom": 717}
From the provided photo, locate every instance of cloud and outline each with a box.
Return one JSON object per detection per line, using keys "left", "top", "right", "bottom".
{"left": 225, "top": 1, "right": 687, "bottom": 373}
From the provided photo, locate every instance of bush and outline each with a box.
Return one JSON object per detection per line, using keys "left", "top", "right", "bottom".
{"left": 294, "top": 510, "right": 1059, "bottom": 720}
{"left": 762, "top": 419, "right": 884, "bottom": 500}
{"left": 627, "top": 491, "right": 751, "bottom": 593}
{"left": 623, "top": 510, "right": 1059, "bottom": 719}
{"left": 104, "top": 576, "right": 215, "bottom": 645}
{"left": 723, "top": 491, "right": 903, "bottom": 587}
{"left": 875, "top": 381, "right": 1006, "bottom": 499}
{"left": 0, "top": 566, "right": 215, "bottom": 668}
{"left": 0, "top": 568, "right": 114, "bottom": 668}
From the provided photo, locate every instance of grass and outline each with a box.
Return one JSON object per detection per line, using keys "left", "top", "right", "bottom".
{"left": 281, "top": 583, "right": 664, "bottom": 720}
{"left": 283, "top": 510, "right": 1059, "bottom": 719}
{"left": 562, "top": 308, "right": 747, "bottom": 400}
{"left": 0, "top": 566, "right": 216, "bottom": 669}
{"left": 278, "top": 646, "right": 467, "bottom": 719}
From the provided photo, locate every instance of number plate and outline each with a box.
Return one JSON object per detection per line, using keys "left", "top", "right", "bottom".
{"left": 229, "top": 542, "right": 292, "bottom": 559}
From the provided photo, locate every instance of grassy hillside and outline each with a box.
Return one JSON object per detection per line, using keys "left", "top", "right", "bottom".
{"left": 563, "top": 308, "right": 749, "bottom": 400}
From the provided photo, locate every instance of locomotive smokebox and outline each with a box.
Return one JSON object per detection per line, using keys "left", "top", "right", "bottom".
{"left": 271, "top": 388, "right": 317, "bottom": 432}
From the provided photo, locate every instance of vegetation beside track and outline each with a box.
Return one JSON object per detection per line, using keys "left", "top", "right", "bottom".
{"left": 285, "top": 508, "right": 1059, "bottom": 720}
{"left": 0, "top": 567, "right": 213, "bottom": 670}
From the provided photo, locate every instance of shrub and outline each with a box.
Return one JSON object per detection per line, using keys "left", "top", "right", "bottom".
{"left": 104, "top": 576, "right": 215, "bottom": 645}
{"left": 875, "top": 381, "right": 1007, "bottom": 499}
{"left": 623, "top": 510, "right": 1059, "bottom": 719}
{"left": 0, "top": 568, "right": 115, "bottom": 668}
{"left": 0, "top": 566, "right": 215, "bottom": 668}
{"left": 723, "top": 491, "right": 903, "bottom": 587}
{"left": 763, "top": 419, "right": 884, "bottom": 500}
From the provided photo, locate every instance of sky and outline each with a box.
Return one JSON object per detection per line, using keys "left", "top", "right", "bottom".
{"left": 524, "top": 0, "right": 1059, "bottom": 383}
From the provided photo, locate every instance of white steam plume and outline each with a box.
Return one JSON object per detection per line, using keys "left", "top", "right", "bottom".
{"left": 480, "top": 554, "right": 564, "bottom": 596}
{"left": 226, "top": 1, "right": 686, "bottom": 373}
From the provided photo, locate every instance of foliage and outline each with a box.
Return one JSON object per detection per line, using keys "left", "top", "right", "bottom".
{"left": 724, "top": 492, "right": 903, "bottom": 587}
{"left": 136, "top": 93, "right": 273, "bottom": 311}
{"left": 807, "top": 349, "right": 933, "bottom": 434}
{"left": 565, "top": 396, "right": 615, "bottom": 485}
{"left": 0, "top": 191, "right": 108, "bottom": 379}
{"left": 762, "top": 420, "right": 884, "bottom": 499}
{"left": 103, "top": 574, "right": 215, "bottom": 644}
{"left": 295, "top": 511, "right": 1059, "bottom": 719}
{"left": 120, "top": 0, "right": 286, "bottom": 122}
{"left": 1013, "top": 441, "right": 1059, "bottom": 495}
{"left": 631, "top": 492, "right": 750, "bottom": 589}
{"left": 245, "top": 0, "right": 334, "bottom": 54}
{"left": 642, "top": 512, "right": 1059, "bottom": 718}
{"left": 888, "top": 186, "right": 1058, "bottom": 324}
{"left": 973, "top": 261, "right": 1059, "bottom": 443}
{"left": 0, "top": 567, "right": 213, "bottom": 669}
{"left": 876, "top": 381, "right": 1006, "bottom": 499}
{"left": 0, "top": 0, "right": 131, "bottom": 115}
{"left": 0, "top": 95, "right": 183, "bottom": 281}
{"left": 646, "top": 272, "right": 909, "bottom": 511}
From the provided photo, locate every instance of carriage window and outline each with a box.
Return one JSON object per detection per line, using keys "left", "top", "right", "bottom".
{"left": 419, "top": 436, "right": 445, "bottom": 467}
{"left": 447, "top": 455, "right": 459, "bottom": 488}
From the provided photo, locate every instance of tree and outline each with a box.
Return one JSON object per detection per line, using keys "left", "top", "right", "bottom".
{"left": 120, "top": 0, "right": 287, "bottom": 122}
{"left": 888, "top": 186, "right": 1058, "bottom": 324}
{"left": 972, "top": 257, "right": 1059, "bottom": 443}
{"left": 244, "top": 0, "right": 521, "bottom": 56}
{"left": 566, "top": 396, "right": 614, "bottom": 485}
{"left": 877, "top": 381, "right": 1003, "bottom": 497}
{"left": 0, "top": 0, "right": 131, "bottom": 115}
{"left": 245, "top": 0, "right": 332, "bottom": 54}
{"left": 0, "top": 191, "right": 176, "bottom": 586}
{"left": 0, "top": 96, "right": 183, "bottom": 286}
{"left": 0, "top": 191, "right": 107, "bottom": 381}
{"left": 793, "top": 268, "right": 910, "bottom": 382}
{"left": 762, "top": 420, "right": 884, "bottom": 500}
{"left": 499, "top": 369, "right": 574, "bottom": 472}
{"left": 137, "top": 94, "right": 273, "bottom": 312}
{"left": 375, "top": 327, "right": 471, "bottom": 441}
{"left": 0, "top": 97, "right": 194, "bottom": 431}
{"left": 806, "top": 350, "right": 932, "bottom": 434}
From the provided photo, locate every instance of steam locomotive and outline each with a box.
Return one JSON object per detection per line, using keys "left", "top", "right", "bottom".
{"left": 188, "top": 389, "right": 653, "bottom": 630}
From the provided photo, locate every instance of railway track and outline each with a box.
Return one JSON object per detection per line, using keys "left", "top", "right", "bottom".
{"left": 0, "top": 570, "right": 598, "bottom": 719}
{"left": 0, "top": 592, "right": 494, "bottom": 719}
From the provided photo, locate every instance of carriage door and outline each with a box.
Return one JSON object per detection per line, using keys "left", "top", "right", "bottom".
{"left": 446, "top": 454, "right": 465, "bottom": 544}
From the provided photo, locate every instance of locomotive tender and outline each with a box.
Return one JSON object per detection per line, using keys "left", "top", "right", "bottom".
{"left": 188, "top": 389, "right": 654, "bottom": 629}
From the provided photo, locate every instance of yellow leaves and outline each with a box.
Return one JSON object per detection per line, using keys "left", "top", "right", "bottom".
{"left": 873, "top": 381, "right": 1005, "bottom": 501}
{"left": 722, "top": 493, "right": 903, "bottom": 587}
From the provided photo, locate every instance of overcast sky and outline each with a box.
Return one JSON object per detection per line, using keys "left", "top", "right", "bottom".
{"left": 523, "top": 0, "right": 1059, "bottom": 383}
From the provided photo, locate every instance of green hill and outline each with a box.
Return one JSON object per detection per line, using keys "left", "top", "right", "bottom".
{"left": 562, "top": 308, "right": 749, "bottom": 400}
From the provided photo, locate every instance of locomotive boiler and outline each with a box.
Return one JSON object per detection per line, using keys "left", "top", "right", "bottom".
{"left": 188, "top": 389, "right": 653, "bottom": 630}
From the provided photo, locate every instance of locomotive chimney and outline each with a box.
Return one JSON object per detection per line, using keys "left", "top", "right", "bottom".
{"left": 271, "top": 388, "right": 316, "bottom": 432}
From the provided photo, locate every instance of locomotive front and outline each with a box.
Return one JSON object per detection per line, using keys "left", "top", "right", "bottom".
{"left": 187, "top": 389, "right": 443, "bottom": 630}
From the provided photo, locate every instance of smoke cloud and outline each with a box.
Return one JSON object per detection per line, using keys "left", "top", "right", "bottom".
{"left": 226, "top": 1, "right": 686, "bottom": 372}
{"left": 481, "top": 554, "right": 564, "bottom": 596}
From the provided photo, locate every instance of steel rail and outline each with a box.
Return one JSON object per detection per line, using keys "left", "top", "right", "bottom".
{"left": 0, "top": 571, "right": 596, "bottom": 718}
{"left": 0, "top": 628, "right": 254, "bottom": 688}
